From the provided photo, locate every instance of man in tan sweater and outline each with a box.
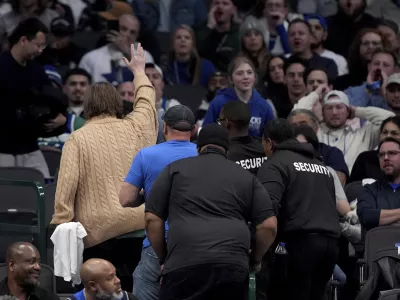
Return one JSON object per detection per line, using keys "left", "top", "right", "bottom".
{"left": 51, "top": 43, "right": 158, "bottom": 288}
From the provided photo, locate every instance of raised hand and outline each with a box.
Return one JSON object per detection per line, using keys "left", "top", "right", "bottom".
{"left": 122, "top": 43, "right": 146, "bottom": 74}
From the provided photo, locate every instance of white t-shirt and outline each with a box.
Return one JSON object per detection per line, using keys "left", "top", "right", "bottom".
{"left": 321, "top": 49, "right": 349, "bottom": 76}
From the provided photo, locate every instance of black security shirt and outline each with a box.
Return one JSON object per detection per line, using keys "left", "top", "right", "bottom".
{"left": 257, "top": 139, "right": 340, "bottom": 239}
{"left": 145, "top": 149, "right": 275, "bottom": 274}
{"left": 228, "top": 136, "right": 267, "bottom": 175}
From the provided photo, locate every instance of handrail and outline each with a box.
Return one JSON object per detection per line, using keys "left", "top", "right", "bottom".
{"left": 0, "top": 179, "right": 46, "bottom": 263}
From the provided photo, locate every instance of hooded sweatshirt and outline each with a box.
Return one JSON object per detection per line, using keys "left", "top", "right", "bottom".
{"left": 292, "top": 91, "right": 396, "bottom": 171}
{"left": 202, "top": 88, "right": 275, "bottom": 137}
{"left": 257, "top": 139, "right": 340, "bottom": 239}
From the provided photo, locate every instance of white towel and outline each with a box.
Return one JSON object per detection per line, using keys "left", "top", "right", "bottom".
{"left": 50, "top": 222, "right": 87, "bottom": 286}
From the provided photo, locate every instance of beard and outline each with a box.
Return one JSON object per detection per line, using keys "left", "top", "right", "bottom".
{"left": 311, "top": 41, "right": 323, "bottom": 50}
{"left": 96, "top": 290, "right": 124, "bottom": 300}
{"left": 206, "top": 89, "right": 217, "bottom": 102}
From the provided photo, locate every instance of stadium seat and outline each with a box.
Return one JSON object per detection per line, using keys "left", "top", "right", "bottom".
{"left": 0, "top": 167, "right": 45, "bottom": 186}
{"left": 42, "top": 150, "right": 62, "bottom": 179}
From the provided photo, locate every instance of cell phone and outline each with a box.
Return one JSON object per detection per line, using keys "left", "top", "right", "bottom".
{"left": 107, "top": 20, "right": 119, "bottom": 32}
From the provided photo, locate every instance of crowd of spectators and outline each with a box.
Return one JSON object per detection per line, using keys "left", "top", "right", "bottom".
{"left": 1, "top": 0, "right": 400, "bottom": 299}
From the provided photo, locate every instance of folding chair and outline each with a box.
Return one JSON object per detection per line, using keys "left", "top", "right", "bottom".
{"left": 44, "top": 183, "right": 57, "bottom": 225}
{"left": 0, "top": 179, "right": 47, "bottom": 264}
{"left": 378, "top": 289, "right": 400, "bottom": 300}
{"left": 344, "top": 180, "right": 363, "bottom": 203}
{"left": 356, "top": 226, "right": 400, "bottom": 299}
{"left": 0, "top": 167, "right": 45, "bottom": 186}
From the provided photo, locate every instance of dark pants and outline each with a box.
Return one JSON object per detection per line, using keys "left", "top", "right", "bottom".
{"left": 268, "top": 234, "right": 339, "bottom": 300}
{"left": 159, "top": 263, "right": 249, "bottom": 300}
{"left": 83, "top": 237, "right": 143, "bottom": 292}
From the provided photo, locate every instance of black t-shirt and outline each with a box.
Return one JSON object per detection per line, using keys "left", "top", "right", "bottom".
{"left": 257, "top": 139, "right": 340, "bottom": 239}
{"left": 228, "top": 136, "right": 267, "bottom": 175}
{"left": 0, "top": 51, "right": 52, "bottom": 154}
{"left": 0, "top": 278, "right": 59, "bottom": 300}
{"left": 145, "top": 149, "right": 275, "bottom": 274}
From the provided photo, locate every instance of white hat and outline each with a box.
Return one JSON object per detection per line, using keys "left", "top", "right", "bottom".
{"left": 387, "top": 73, "right": 400, "bottom": 87}
{"left": 323, "top": 90, "right": 349, "bottom": 107}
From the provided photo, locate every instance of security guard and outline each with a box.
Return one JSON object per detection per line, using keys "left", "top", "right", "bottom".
{"left": 257, "top": 118, "right": 340, "bottom": 300}
{"left": 145, "top": 124, "right": 277, "bottom": 300}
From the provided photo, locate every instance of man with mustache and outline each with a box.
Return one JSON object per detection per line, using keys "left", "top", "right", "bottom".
{"left": 357, "top": 137, "right": 400, "bottom": 231}
{"left": 72, "top": 259, "right": 138, "bottom": 300}
{"left": 63, "top": 68, "right": 92, "bottom": 133}
{"left": 0, "top": 242, "right": 59, "bottom": 300}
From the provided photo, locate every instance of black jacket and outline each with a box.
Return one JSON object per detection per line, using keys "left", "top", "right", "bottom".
{"left": 257, "top": 139, "right": 340, "bottom": 238}
{"left": 0, "top": 278, "right": 59, "bottom": 300}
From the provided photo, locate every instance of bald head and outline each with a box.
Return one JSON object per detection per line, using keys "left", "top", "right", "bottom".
{"left": 6, "top": 242, "right": 38, "bottom": 263}
{"left": 81, "top": 259, "right": 115, "bottom": 285}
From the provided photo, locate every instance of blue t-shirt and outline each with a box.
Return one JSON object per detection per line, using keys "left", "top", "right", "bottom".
{"left": 124, "top": 140, "right": 198, "bottom": 248}
{"left": 202, "top": 88, "right": 275, "bottom": 137}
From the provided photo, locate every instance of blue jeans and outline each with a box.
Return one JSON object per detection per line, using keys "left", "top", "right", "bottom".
{"left": 132, "top": 246, "right": 160, "bottom": 300}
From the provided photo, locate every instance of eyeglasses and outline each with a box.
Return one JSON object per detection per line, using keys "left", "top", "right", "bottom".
{"left": 216, "top": 118, "right": 227, "bottom": 125}
{"left": 377, "top": 150, "right": 400, "bottom": 159}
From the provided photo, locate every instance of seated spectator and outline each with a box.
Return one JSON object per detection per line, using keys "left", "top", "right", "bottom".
{"left": 131, "top": 0, "right": 208, "bottom": 33}
{"left": 144, "top": 63, "right": 180, "bottom": 143}
{"left": 357, "top": 137, "right": 400, "bottom": 231}
{"left": 62, "top": 68, "right": 90, "bottom": 132}
{"left": 325, "top": 0, "right": 377, "bottom": 59}
{"left": 351, "top": 116, "right": 400, "bottom": 183}
{"left": 292, "top": 89, "right": 395, "bottom": 171}
{"left": 73, "top": 259, "right": 138, "bottom": 300}
{"left": 239, "top": 17, "right": 270, "bottom": 92}
{"left": 345, "top": 49, "right": 398, "bottom": 109}
{"left": 196, "top": 0, "right": 240, "bottom": 72}
{"left": 384, "top": 73, "right": 400, "bottom": 115}
{"left": 0, "top": 0, "right": 59, "bottom": 51}
{"left": 277, "top": 57, "right": 307, "bottom": 118}
{"left": 203, "top": 56, "right": 275, "bottom": 137}
{"left": 252, "top": 0, "right": 291, "bottom": 56}
{"left": 288, "top": 108, "right": 349, "bottom": 185}
{"left": 377, "top": 19, "right": 400, "bottom": 59}
{"left": 38, "top": 17, "right": 86, "bottom": 71}
{"left": 51, "top": 45, "right": 158, "bottom": 284}
{"left": 0, "top": 18, "right": 67, "bottom": 178}
{"left": 79, "top": 14, "right": 154, "bottom": 84}
{"left": 263, "top": 55, "right": 288, "bottom": 117}
{"left": 287, "top": 19, "right": 338, "bottom": 81}
{"left": 162, "top": 25, "right": 215, "bottom": 87}
{"left": 304, "top": 14, "right": 348, "bottom": 76}
{"left": 336, "top": 29, "right": 390, "bottom": 90}
{"left": 118, "top": 81, "right": 135, "bottom": 117}
{"left": 38, "top": 67, "right": 89, "bottom": 150}
{"left": 0, "top": 242, "right": 59, "bottom": 300}
{"left": 219, "top": 101, "right": 267, "bottom": 175}
{"left": 195, "top": 71, "right": 229, "bottom": 127}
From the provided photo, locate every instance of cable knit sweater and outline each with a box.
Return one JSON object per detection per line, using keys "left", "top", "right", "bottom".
{"left": 51, "top": 73, "right": 158, "bottom": 248}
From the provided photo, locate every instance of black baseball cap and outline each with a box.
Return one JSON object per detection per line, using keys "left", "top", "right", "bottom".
{"left": 51, "top": 18, "right": 74, "bottom": 37}
{"left": 162, "top": 105, "right": 195, "bottom": 131}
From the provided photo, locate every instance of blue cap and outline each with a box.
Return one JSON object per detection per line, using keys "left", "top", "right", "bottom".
{"left": 304, "top": 14, "right": 327, "bottom": 31}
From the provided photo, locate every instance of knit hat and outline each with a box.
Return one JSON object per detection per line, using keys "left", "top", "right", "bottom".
{"left": 239, "top": 16, "right": 264, "bottom": 41}
{"left": 304, "top": 14, "right": 327, "bottom": 31}
{"left": 197, "top": 123, "right": 229, "bottom": 151}
{"left": 322, "top": 90, "right": 349, "bottom": 107}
